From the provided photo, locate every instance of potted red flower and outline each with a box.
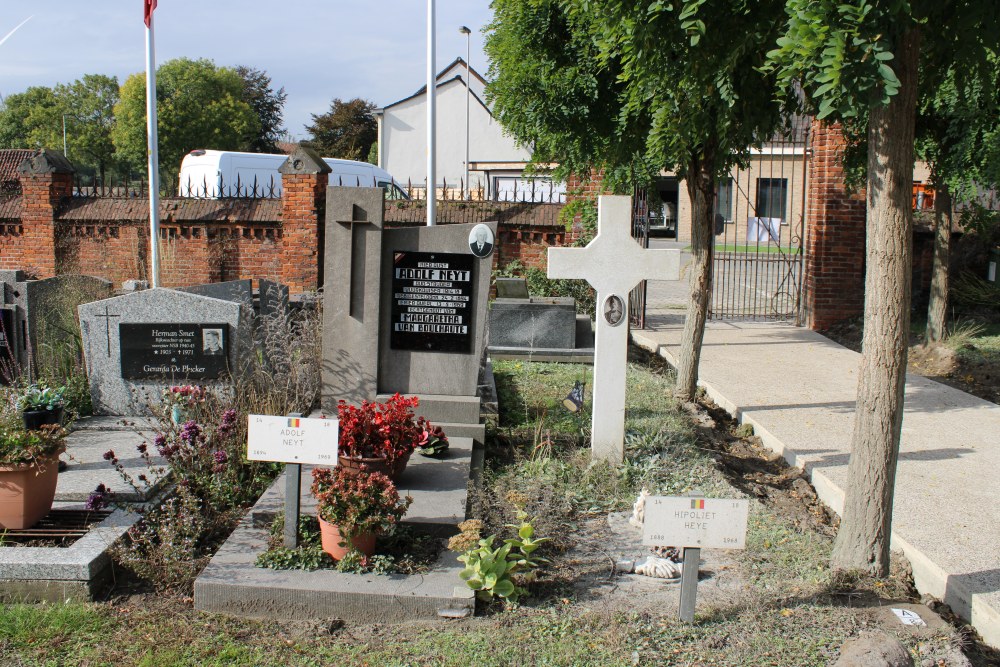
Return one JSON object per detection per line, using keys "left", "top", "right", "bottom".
{"left": 337, "top": 393, "right": 437, "bottom": 480}
{"left": 311, "top": 466, "right": 412, "bottom": 560}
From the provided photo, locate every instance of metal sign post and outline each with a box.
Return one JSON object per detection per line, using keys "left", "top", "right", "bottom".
{"left": 641, "top": 493, "right": 750, "bottom": 623}
{"left": 284, "top": 413, "right": 302, "bottom": 549}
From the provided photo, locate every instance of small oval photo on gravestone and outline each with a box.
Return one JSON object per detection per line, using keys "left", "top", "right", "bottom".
{"left": 604, "top": 295, "right": 625, "bottom": 327}
{"left": 468, "top": 224, "right": 495, "bottom": 259}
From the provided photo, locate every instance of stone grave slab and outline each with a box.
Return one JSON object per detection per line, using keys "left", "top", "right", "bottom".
{"left": 489, "top": 296, "right": 577, "bottom": 349}
{"left": 79, "top": 288, "right": 251, "bottom": 415}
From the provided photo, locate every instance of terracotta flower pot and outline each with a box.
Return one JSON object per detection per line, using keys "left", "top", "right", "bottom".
{"left": 337, "top": 450, "right": 412, "bottom": 482}
{"left": 0, "top": 450, "right": 62, "bottom": 530}
{"left": 318, "top": 517, "right": 376, "bottom": 560}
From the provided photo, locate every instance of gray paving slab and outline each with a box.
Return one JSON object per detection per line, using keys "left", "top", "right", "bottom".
{"left": 631, "top": 315, "right": 1000, "bottom": 648}
{"left": 59, "top": 417, "right": 167, "bottom": 502}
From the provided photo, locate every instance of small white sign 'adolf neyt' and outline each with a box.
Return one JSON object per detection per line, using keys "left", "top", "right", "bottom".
{"left": 247, "top": 415, "right": 338, "bottom": 466}
{"left": 642, "top": 496, "right": 750, "bottom": 550}
{"left": 548, "top": 195, "right": 681, "bottom": 461}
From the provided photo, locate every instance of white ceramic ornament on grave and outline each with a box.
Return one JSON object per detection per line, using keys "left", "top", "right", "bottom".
{"left": 548, "top": 195, "right": 681, "bottom": 462}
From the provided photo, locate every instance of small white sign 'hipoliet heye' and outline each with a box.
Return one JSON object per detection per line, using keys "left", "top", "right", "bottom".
{"left": 247, "top": 415, "right": 338, "bottom": 465}
{"left": 642, "top": 496, "right": 750, "bottom": 549}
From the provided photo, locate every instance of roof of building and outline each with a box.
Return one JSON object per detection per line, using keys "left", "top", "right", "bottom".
{"left": 0, "top": 149, "right": 35, "bottom": 184}
{"left": 377, "top": 58, "right": 491, "bottom": 114}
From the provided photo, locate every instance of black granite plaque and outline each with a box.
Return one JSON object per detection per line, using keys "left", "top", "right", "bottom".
{"left": 390, "top": 251, "right": 474, "bottom": 352}
{"left": 120, "top": 323, "right": 230, "bottom": 380}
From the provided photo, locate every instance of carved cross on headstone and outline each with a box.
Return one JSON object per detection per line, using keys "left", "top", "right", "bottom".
{"left": 94, "top": 305, "right": 120, "bottom": 356}
{"left": 548, "top": 195, "right": 681, "bottom": 462}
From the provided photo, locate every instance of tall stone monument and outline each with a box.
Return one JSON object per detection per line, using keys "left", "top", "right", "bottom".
{"left": 321, "top": 186, "right": 493, "bottom": 439}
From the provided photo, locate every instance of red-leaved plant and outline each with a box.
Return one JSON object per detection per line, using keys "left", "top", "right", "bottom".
{"left": 337, "top": 394, "right": 435, "bottom": 465}
{"left": 311, "top": 466, "right": 412, "bottom": 537}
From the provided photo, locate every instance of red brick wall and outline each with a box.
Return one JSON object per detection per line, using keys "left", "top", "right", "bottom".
{"left": 280, "top": 173, "right": 326, "bottom": 293}
{"left": 12, "top": 172, "right": 71, "bottom": 277}
{"left": 803, "top": 121, "right": 868, "bottom": 330}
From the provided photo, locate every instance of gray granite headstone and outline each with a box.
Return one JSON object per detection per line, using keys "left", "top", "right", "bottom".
{"left": 178, "top": 279, "right": 253, "bottom": 308}
{"left": 79, "top": 288, "right": 251, "bottom": 415}
{"left": 22, "top": 275, "right": 113, "bottom": 373}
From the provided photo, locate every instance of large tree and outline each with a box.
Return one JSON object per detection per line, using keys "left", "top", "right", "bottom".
{"left": 235, "top": 65, "right": 287, "bottom": 154}
{"left": 767, "top": 0, "right": 1000, "bottom": 575}
{"left": 113, "top": 58, "right": 259, "bottom": 187}
{"left": 0, "top": 86, "right": 59, "bottom": 150}
{"left": 305, "top": 98, "right": 377, "bottom": 161}
{"left": 486, "top": 0, "right": 795, "bottom": 402}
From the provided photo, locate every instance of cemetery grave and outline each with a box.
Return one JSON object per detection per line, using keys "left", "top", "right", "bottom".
{"left": 2, "top": 191, "right": 996, "bottom": 665}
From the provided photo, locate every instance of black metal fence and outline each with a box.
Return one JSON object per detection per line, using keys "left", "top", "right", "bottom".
{"left": 403, "top": 178, "right": 566, "bottom": 204}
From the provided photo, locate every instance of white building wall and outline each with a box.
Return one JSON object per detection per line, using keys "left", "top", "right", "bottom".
{"left": 381, "top": 79, "right": 530, "bottom": 189}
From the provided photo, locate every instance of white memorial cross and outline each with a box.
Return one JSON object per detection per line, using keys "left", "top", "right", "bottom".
{"left": 548, "top": 195, "right": 681, "bottom": 462}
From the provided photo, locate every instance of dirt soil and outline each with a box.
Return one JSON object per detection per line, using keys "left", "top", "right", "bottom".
{"left": 822, "top": 320, "right": 1000, "bottom": 405}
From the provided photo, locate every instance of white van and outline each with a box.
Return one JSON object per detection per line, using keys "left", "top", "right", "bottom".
{"left": 177, "top": 149, "right": 409, "bottom": 199}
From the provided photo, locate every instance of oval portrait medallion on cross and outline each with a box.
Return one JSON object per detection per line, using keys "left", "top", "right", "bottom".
{"left": 604, "top": 294, "right": 625, "bottom": 327}
{"left": 468, "top": 224, "right": 495, "bottom": 259}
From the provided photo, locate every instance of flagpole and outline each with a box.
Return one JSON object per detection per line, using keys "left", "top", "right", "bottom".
{"left": 426, "top": 0, "right": 436, "bottom": 226}
{"left": 145, "top": 9, "right": 161, "bottom": 288}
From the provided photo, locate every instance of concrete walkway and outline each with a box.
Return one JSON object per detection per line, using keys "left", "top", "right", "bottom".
{"left": 631, "top": 314, "right": 1000, "bottom": 649}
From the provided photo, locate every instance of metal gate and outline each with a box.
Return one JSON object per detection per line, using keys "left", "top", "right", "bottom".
{"left": 629, "top": 187, "right": 650, "bottom": 329}
{"left": 710, "top": 120, "right": 809, "bottom": 323}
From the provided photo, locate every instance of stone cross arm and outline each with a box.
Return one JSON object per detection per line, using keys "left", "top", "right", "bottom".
{"left": 548, "top": 196, "right": 681, "bottom": 293}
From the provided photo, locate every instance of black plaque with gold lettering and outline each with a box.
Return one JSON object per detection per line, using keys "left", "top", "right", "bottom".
{"left": 120, "top": 323, "right": 230, "bottom": 379}
{"left": 390, "top": 251, "right": 473, "bottom": 352}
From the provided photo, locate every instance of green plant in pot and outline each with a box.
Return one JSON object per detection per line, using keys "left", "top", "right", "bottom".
{"left": 18, "top": 385, "right": 66, "bottom": 431}
{"left": 0, "top": 424, "right": 68, "bottom": 529}
{"left": 310, "top": 466, "right": 412, "bottom": 561}
{"left": 337, "top": 393, "right": 443, "bottom": 481}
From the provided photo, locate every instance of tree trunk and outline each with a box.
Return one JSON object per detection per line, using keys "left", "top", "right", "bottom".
{"left": 831, "top": 26, "right": 920, "bottom": 576}
{"left": 925, "top": 182, "right": 952, "bottom": 344}
{"left": 674, "top": 156, "right": 716, "bottom": 402}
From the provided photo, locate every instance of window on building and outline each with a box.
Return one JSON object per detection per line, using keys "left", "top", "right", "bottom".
{"left": 716, "top": 178, "right": 734, "bottom": 223}
{"left": 756, "top": 178, "right": 788, "bottom": 222}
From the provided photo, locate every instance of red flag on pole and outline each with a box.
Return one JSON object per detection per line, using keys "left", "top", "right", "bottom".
{"left": 144, "top": 0, "right": 157, "bottom": 27}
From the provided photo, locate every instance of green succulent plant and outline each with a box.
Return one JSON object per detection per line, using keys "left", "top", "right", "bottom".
{"left": 18, "top": 385, "right": 66, "bottom": 412}
{"left": 457, "top": 511, "right": 549, "bottom": 603}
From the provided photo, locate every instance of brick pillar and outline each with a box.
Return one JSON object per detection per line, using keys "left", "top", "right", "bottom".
{"left": 803, "top": 121, "right": 867, "bottom": 330}
{"left": 15, "top": 150, "right": 74, "bottom": 278}
{"left": 278, "top": 147, "right": 331, "bottom": 294}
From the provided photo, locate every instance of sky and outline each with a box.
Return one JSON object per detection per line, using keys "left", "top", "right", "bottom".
{"left": 0, "top": 1, "right": 495, "bottom": 140}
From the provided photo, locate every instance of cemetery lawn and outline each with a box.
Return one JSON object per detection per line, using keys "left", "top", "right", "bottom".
{"left": 0, "top": 354, "right": 985, "bottom": 666}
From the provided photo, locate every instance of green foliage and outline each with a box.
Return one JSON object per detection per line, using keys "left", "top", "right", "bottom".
{"left": 493, "top": 260, "right": 596, "bottom": 316}
{"left": 458, "top": 510, "right": 549, "bottom": 603}
{"left": 0, "top": 424, "right": 67, "bottom": 466}
{"left": 235, "top": 65, "right": 287, "bottom": 154}
{"left": 112, "top": 58, "right": 260, "bottom": 187}
{"left": 17, "top": 384, "right": 65, "bottom": 412}
{"left": 304, "top": 98, "right": 377, "bottom": 161}
{"left": 486, "top": 0, "right": 793, "bottom": 184}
